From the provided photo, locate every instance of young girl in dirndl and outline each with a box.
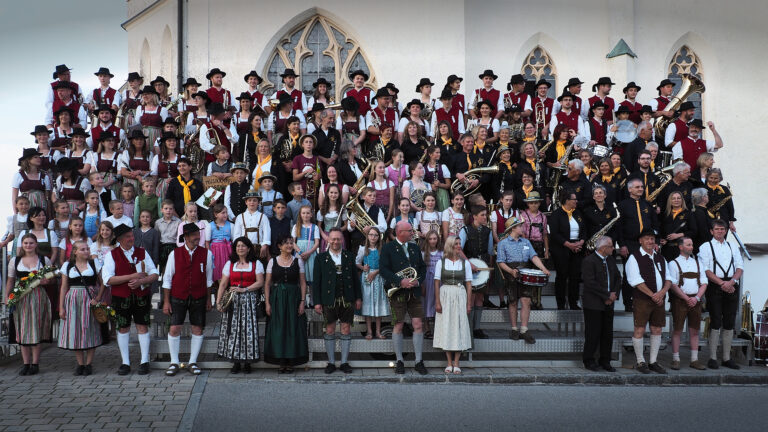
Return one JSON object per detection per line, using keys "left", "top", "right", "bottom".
{"left": 292, "top": 205, "right": 319, "bottom": 300}
{"left": 209, "top": 204, "right": 233, "bottom": 283}
{"left": 355, "top": 227, "right": 389, "bottom": 340}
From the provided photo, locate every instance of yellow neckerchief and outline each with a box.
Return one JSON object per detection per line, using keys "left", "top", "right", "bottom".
{"left": 474, "top": 141, "right": 486, "bottom": 153}
{"left": 671, "top": 208, "right": 683, "bottom": 219}
{"left": 501, "top": 161, "right": 513, "bottom": 172}
{"left": 613, "top": 166, "right": 621, "bottom": 174}
{"left": 442, "top": 137, "right": 452, "bottom": 147}
{"left": 522, "top": 184, "right": 533, "bottom": 197}
{"left": 255, "top": 154, "right": 272, "bottom": 179}
{"left": 381, "top": 138, "right": 390, "bottom": 148}
{"left": 177, "top": 175, "right": 194, "bottom": 204}
{"left": 289, "top": 132, "right": 299, "bottom": 148}
{"left": 584, "top": 166, "right": 596, "bottom": 177}
{"left": 525, "top": 157, "right": 536, "bottom": 172}
{"left": 251, "top": 131, "right": 261, "bottom": 142}
{"left": 523, "top": 136, "right": 536, "bottom": 143}
{"left": 601, "top": 172, "right": 614, "bottom": 183}
{"left": 556, "top": 139, "right": 567, "bottom": 161}
{"left": 466, "top": 152, "right": 472, "bottom": 170}
{"left": 707, "top": 183, "right": 724, "bottom": 194}
{"left": 562, "top": 205, "right": 575, "bottom": 220}
{"left": 498, "top": 140, "right": 509, "bottom": 147}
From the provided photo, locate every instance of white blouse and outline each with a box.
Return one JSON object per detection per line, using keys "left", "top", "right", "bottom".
{"left": 222, "top": 260, "right": 265, "bottom": 277}
{"left": 434, "top": 258, "right": 473, "bottom": 281}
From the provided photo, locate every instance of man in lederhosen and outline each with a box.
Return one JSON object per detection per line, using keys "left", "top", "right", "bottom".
{"left": 162, "top": 223, "right": 214, "bottom": 376}
{"left": 380, "top": 221, "right": 427, "bottom": 375}
{"left": 312, "top": 228, "right": 362, "bottom": 374}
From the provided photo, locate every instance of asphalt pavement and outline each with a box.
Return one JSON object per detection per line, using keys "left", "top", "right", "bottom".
{"left": 192, "top": 382, "right": 768, "bottom": 432}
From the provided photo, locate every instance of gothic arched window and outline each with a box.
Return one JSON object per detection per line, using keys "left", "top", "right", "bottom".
{"left": 668, "top": 45, "right": 703, "bottom": 118}
{"left": 521, "top": 46, "right": 557, "bottom": 98}
{"left": 262, "top": 15, "right": 377, "bottom": 101}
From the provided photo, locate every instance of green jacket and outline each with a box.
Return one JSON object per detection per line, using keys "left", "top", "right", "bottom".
{"left": 312, "top": 249, "right": 362, "bottom": 306}
{"left": 379, "top": 240, "right": 426, "bottom": 297}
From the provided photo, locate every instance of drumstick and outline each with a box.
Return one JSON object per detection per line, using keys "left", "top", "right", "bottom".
{"left": 473, "top": 267, "right": 494, "bottom": 271}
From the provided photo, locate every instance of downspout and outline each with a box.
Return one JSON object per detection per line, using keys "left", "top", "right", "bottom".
{"left": 177, "top": 0, "right": 184, "bottom": 92}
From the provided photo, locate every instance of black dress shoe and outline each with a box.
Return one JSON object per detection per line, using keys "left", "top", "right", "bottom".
{"left": 339, "top": 363, "right": 353, "bottom": 374}
{"left": 473, "top": 329, "right": 489, "bottom": 339}
{"left": 483, "top": 299, "right": 498, "bottom": 308}
{"left": 118, "top": 364, "right": 131, "bottom": 375}
{"left": 83, "top": 365, "right": 93, "bottom": 376}
{"left": 707, "top": 359, "right": 720, "bottom": 369}
{"left": 243, "top": 363, "right": 252, "bottom": 374}
{"left": 138, "top": 362, "right": 150, "bottom": 375}
{"left": 19, "top": 365, "right": 30, "bottom": 376}
{"left": 649, "top": 362, "right": 667, "bottom": 374}
{"left": 75, "top": 365, "right": 85, "bottom": 376}
{"left": 601, "top": 363, "right": 617, "bottom": 372}
{"left": 394, "top": 360, "right": 405, "bottom": 374}
{"left": 28, "top": 364, "right": 39, "bottom": 375}
{"left": 584, "top": 362, "right": 601, "bottom": 372}
{"left": 499, "top": 301, "right": 508, "bottom": 309}
{"left": 414, "top": 361, "right": 428, "bottom": 375}
{"left": 722, "top": 359, "right": 741, "bottom": 370}
{"left": 636, "top": 362, "right": 650, "bottom": 374}
{"left": 230, "top": 362, "right": 241, "bottom": 374}
{"left": 569, "top": 305, "right": 582, "bottom": 310}
{"left": 624, "top": 305, "right": 633, "bottom": 313}
{"left": 324, "top": 363, "right": 337, "bottom": 374}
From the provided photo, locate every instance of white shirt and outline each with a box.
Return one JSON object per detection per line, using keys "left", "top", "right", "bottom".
{"left": 467, "top": 118, "right": 500, "bottom": 134}
{"left": 415, "top": 210, "right": 441, "bottom": 226}
{"left": 335, "top": 115, "right": 366, "bottom": 131}
{"left": 12, "top": 171, "right": 52, "bottom": 191}
{"left": 161, "top": 245, "right": 214, "bottom": 289}
{"left": 647, "top": 97, "right": 668, "bottom": 113}
{"left": 266, "top": 256, "right": 305, "bottom": 274}
{"left": 101, "top": 244, "right": 159, "bottom": 287}
{"left": 88, "top": 151, "right": 118, "bottom": 173}
{"left": 268, "top": 110, "right": 307, "bottom": 131}
{"left": 4, "top": 213, "right": 28, "bottom": 237}
{"left": 397, "top": 117, "right": 431, "bottom": 137}
{"left": 232, "top": 210, "right": 271, "bottom": 245}
{"left": 434, "top": 258, "right": 473, "bottom": 281}
{"left": 625, "top": 249, "right": 664, "bottom": 290}
{"left": 150, "top": 153, "right": 179, "bottom": 176}
{"left": 328, "top": 249, "right": 343, "bottom": 269}
{"left": 698, "top": 239, "right": 744, "bottom": 279}
{"left": 429, "top": 109, "right": 466, "bottom": 135}
{"left": 199, "top": 122, "right": 238, "bottom": 154}
{"left": 568, "top": 216, "right": 580, "bottom": 240}
{"left": 58, "top": 237, "right": 93, "bottom": 252}
{"left": 61, "top": 260, "right": 102, "bottom": 281}
{"left": 666, "top": 255, "right": 707, "bottom": 295}
{"left": 105, "top": 215, "right": 134, "bottom": 229}
{"left": 134, "top": 105, "right": 169, "bottom": 125}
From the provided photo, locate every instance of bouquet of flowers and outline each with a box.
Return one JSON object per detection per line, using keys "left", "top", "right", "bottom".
{"left": 7, "top": 266, "right": 61, "bottom": 311}
{"left": 91, "top": 303, "right": 116, "bottom": 324}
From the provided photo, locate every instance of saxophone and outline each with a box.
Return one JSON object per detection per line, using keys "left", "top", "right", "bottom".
{"left": 450, "top": 165, "right": 499, "bottom": 196}
{"left": 646, "top": 164, "right": 677, "bottom": 203}
{"left": 386, "top": 267, "right": 418, "bottom": 298}
{"left": 707, "top": 192, "right": 732, "bottom": 219}
{"left": 586, "top": 205, "right": 621, "bottom": 251}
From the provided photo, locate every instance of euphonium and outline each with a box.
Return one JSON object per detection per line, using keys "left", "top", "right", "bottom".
{"left": 586, "top": 205, "right": 621, "bottom": 251}
{"left": 184, "top": 124, "right": 206, "bottom": 175}
{"left": 420, "top": 99, "right": 434, "bottom": 120}
{"left": 351, "top": 160, "right": 374, "bottom": 197}
{"left": 279, "top": 135, "right": 293, "bottom": 160}
{"left": 386, "top": 267, "right": 418, "bottom": 298}
{"left": 267, "top": 98, "right": 280, "bottom": 109}
{"left": 115, "top": 101, "right": 126, "bottom": 129}
{"left": 345, "top": 195, "right": 379, "bottom": 237}
{"left": 370, "top": 109, "right": 382, "bottom": 129}
{"left": 450, "top": 165, "right": 499, "bottom": 196}
{"left": 654, "top": 74, "right": 705, "bottom": 138}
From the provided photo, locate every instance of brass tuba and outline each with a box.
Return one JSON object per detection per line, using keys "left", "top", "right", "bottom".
{"left": 450, "top": 165, "right": 499, "bottom": 196}
{"left": 386, "top": 267, "right": 418, "bottom": 298}
{"left": 654, "top": 74, "right": 705, "bottom": 138}
{"left": 184, "top": 124, "right": 206, "bottom": 175}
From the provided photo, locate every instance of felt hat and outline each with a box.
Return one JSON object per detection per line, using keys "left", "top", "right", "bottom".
{"left": 236, "top": 91, "right": 254, "bottom": 101}
{"left": 589, "top": 100, "right": 608, "bottom": 112}
{"left": 127, "top": 129, "right": 147, "bottom": 140}
{"left": 93, "top": 104, "right": 116, "bottom": 117}
{"left": 18, "top": 148, "right": 41, "bottom": 166}
{"left": 258, "top": 171, "right": 277, "bottom": 183}
{"left": 178, "top": 223, "right": 201, "bottom": 243}
{"left": 502, "top": 216, "right": 525, "bottom": 236}
{"left": 639, "top": 105, "right": 653, "bottom": 114}
{"left": 476, "top": 99, "right": 494, "bottom": 110}
{"left": 112, "top": 224, "right": 133, "bottom": 242}
{"left": 127, "top": 72, "right": 143, "bottom": 82}
{"left": 183, "top": 77, "right": 202, "bottom": 87}
{"left": 208, "top": 102, "right": 226, "bottom": 116}
{"left": 415, "top": 78, "right": 435, "bottom": 92}
{"left": 566, "top": 77, "right": 584, "bottom": 87}
{"left": 193, "top": 90, "right": 211, "bottom": 103}
{"left": 150, "top": 76, "right": 170, "bottom": 87}
{"left": 341, "top": 96, "right": 359, "bottom": 112}
{"left": 307, "top": 102, "right": 326, "bottom": 115}
{"left": 506, "top": 74, "right": 525, "bottom": 91}
{"left": 30, "top": 125, "right": 52, "bottom": 136}
{"left": 348, "top": 70, "right": 369, "bottom": 81}
{"left": 687, "top": 118, "right": 706, "bottom": 129}
{"left": 312, "top": 77, "right": 332, "bottom": 88}
{"left": 656, "top": 78, "right": 675, "bottom": 91}
{"left": 374, "top": 88, "right": 391, "bottom": 99}
{"left": 557, "top": 91, "right": 575, "bottom": 102}
{"left": 279, "top": 68, "right": 298, "bottom": 78}
{"left": 56, "top": 157, "right": 78, "bottom": 173}
{"left": 243, "top": 70, "right": 263, "bottom": 84}
{"left": 94, "top": 67, "right": 114, "bottom": 77}
{"left": 139, "top": 85, "right": 159, "bottom": 96}
{"left": 678, "top": 101, "right": 695, "bottom": 112}
{"left": 591, "top": 77, "right": 616, "bottom": 92}
{"left": 69, "top": 128, "right": 90, "bottom": 138}
{"left": 384, "top": 82, "right": 400, "bottom": 94}
{"left": 159, "top": 131, "right": 178, "bottom": 143}
{"left": 523, "top": 191, "right": 544, "bottom": 202}
{"left": 439, "top": 88, "right": 454, "bottom": 100}
{"left": 53, "top": 64, "right": 72, "bottom": 79}
{"left": 446, "top": 74, "right": 463, "bottom": 84}
{"left": 478, "top": 69, "right": 498, "bottom": 80}
{"left": 405, "top": 99, "right": 424, "bottom": 110}
{"left": 229, "top": 162, "right": 249, "bottom": 174}
{"left": 206, "top": 68, "right": 226, "bottom": 79}
{"left": 162, "top": 116, "right": 179, "bottom": 126}
{"left": 54, "top": 81, "right": 74, "bottom": 91}
{"left": 622, "top": 81, "right": 641, "bottom": 93}
{"left": 535, "top": 79, "right": 552, "bottom": 89}
{"left": 243, "top": 189, "right": 262, "bottom": 200}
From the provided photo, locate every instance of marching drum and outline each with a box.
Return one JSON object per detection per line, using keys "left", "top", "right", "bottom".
{"left": 592, "top": 145, "right": 610, "bottom": 158}
{"left": 614, "top": 120, "right": 637, "bottom": 143}
{"left": 517, "top": 268, "right": 548, "bottom": 287}
{"left": 469, "top": 258, "right": 491, "bottom": 291}
{"left": 756, "top": 308, "right": 768, "bottom": 364}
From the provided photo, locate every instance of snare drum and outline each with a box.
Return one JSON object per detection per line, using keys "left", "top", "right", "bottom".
{"left": 518, "top": 268, "right": 548, "bottom": 287}
{"left": 592, "top": 145, "right": 610, "bottom": 158}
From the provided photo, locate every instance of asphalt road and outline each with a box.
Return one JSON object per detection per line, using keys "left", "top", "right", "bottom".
{"left": 192, "top": 382, "right": 767, "bottom": 432}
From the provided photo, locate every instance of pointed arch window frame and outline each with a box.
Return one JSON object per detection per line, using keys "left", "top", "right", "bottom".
{"left": 520, "top": 46, "right": 558, "bottom": 99}
{"left": 260, "top": 15, "right": 377, "bottom": 101}
{"left": 667, "top": 45, "right": 704, "bottom": 118}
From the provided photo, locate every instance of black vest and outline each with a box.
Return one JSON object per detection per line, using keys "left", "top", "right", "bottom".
{"left": 229, "top": 180, "right": 250, "bottom": 217}
{"left": 631, "top": 249, "right": 666, "bottom": 299}
{"left": 463, "top": 224, "right": 491, "bottom": 261}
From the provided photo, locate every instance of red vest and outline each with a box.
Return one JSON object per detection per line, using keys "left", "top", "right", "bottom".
{"left": 494, "top": 208, "right": 518, "bottom": 235}
{"left": 204, "top": 121, "right": 231, "bottom": 162}
{"left": 92, "top": 87, "right": 117, "bottom": 106}
{"left": 534, "top": 96, "right": 555, "bottom": 125}
{"left": 587, "top": 96, "right": 616, "bottom": 122}
{"left": 680, "top": 137, "right": 707, "bottom": 169}
{"left": 140, "top": 106, "right": 163, "bottom": 127}
{"left": 52, "top": 99, "right": 82, "bottom": 124}
{"left": 347, "top": 88, "right": 373, "bottom": 115}
{"left": 206, "top": 87, "right": 232, "bottom": 106}
{"left": 128, "top": 155, "right": 151, "bottom": 172}
{"left": 91, "top": 124, "right": 121, "bottom": 144}
{"left": 655, "top": 96, "right": 670, "bottom": 111}
{"left": 476, "top": 88, "right": 500, "bottom": 117}
{"left": 555, "top": 110, "right": 580, "bottom": 133}
{"left": 434, "top": 106, "right": 462, "bottom": 139}
{"left": 673, "top": 119, "right": 689, "bottom": 144}
{"left": 18, "top": 171, "right": 44, "bottom": 193}
{"left": 95, "top": 153, "right": 118, "bottom": 174}
{"left": 276, "top": 88, "right": 304, "bottom": 111}
{"left": 248, "top": 90, "right": 264, "bottom": 108}
{"left": 369, "top": 107, "right": 397, "bottom": 138}
{"left": 170, "top": 246, "right": 208, "bottom": 300}
{"left": 453, "top": 93, "right": 466, "bottom": 114}
{"left": 589, "top": 118, "right": 607, "bottom": 145}
{"left": 619, "top": 100, "right": 642, "bottom": 124}
{"left": 505, "top": 91, "right": 529, "bottom": 117}
{"left": 109, "top": 247, "right": 150, "bottom": 297}
{"left": 51, "top": 81, "right": 80, "bottom": 104}
{"left": 572, "top": 96, "right": 583, "bottom": 115}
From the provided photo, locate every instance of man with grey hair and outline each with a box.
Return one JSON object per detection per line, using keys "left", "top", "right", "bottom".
{"left": 562, "top": 158, "right": 591, "bottom": 208}
{"left": 690, "top": 187, "right": 713, "bottom": 253}
{"left": 313, "top": 107, "right": 342, "bottom": 176}
{"left": 380, "top": 221, "right": 428, "bottom": 375}
{"left": 659, "top": 162, "right": 693, "bottom": 208}
{"left": 622, "top": 121, "right": 654, "bottom": 172}
{"left": 581, "top": 235, "right": 621, "bottom": 371}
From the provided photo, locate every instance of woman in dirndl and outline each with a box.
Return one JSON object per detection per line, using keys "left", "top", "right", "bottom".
{"left": 32, "top": 125, "right": 61, "bottom": 189}
{"left": 424, "top": 145, "right": 452, "bottom": 212}
{"left": 216, "top": 236, "right": 264, "bottom": 373}
{"left": 54, "top": 158, "right": 89, "bottom": 216}
{"left": 264, "top": 235, "right": 308, "bottom": 373}
{"left": 58, "top": 241, "right": 104, "bottom": 375}
{"left": 421, "top": 229, "right": 443, "bottom": 338}
{"left": 432, "top": 236, "right": 473, "bottom": 374}
{"left": 90, "top": 133, "right": 121, "bottom": 196}
{"left": 134, "top": 85, "right": 168, "bottom": 148}
{"left": 13, "top": 148, "right": 51, "bottom": 213}
{"left": 4, "top": 233, "right": 54, "bottom": 376}
{"left": 317, "top": 184, "right": 347, "bottom": 251}
{"left": 64, "top": 128, "right": 92, "bottom": 177}
{"left": 151, "top": 132, "right": 181, "bottom": 200}
{"left": 368, "top": 159, "right": 396, "bottom": 220}
{"left": 119, "top": 129, "right": 152, "bottom": 193}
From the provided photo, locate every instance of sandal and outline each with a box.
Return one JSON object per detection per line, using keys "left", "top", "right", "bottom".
{"left": 377, "top": 334, "right": 387, "bottom": 340}
{"left": 166, "top": 363, "right": 180, "bottom": 376}
{"left": 444, "top": 366, "right": 453, "bottom": 374}
{"left": 188, "top": 363, "right": 202, "bottom": 375}
{"left": 453, "top": 366, "right": 462, "bottom": 375}
{"left": 365, "top": 333, "right": 373, "bottom": 341}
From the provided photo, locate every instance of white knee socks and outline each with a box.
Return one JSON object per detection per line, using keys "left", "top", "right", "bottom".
{"left": 709, "top": 329, "right": 721, "bottom": 360}
{"left": 649, "top": 335, "right": 661, "bottom": 364}
{"left": 117, "top": 332, "right": 131, "bottom": 365}
{"left": 632, "top": 337, "right": 645, "bottom": 364}
{"left": 138, "top": 332, "right": 150, "bottom": 364}
{"left": 189, "top": 334, "right": 204, "bottom": 364}
{"left": 721, "top": 329, "right": 733, "bottom": 362}
{"left": 168, "top": 334, "right": 180, "bottom": 365}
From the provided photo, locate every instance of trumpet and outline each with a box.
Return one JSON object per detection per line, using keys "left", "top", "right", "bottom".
{"left": 268, "top": 98, "right": 280, "bottom": 109}
{"left": 386, "top": 267, "right": 418, "bottom": 298}
{"left": 165, "top": 93, "right": 184, "bottom": 112}
{"left": 324, "top": 102, "right": 344, "bottom": 110}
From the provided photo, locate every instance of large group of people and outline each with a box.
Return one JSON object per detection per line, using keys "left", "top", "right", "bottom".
{"left": 1, "top": 62, "right": 746, "bottom": 377}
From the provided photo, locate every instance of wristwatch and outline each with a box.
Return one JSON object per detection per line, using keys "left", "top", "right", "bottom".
{"left": 695, "top": 296, "right": 700, "bottom": 302}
